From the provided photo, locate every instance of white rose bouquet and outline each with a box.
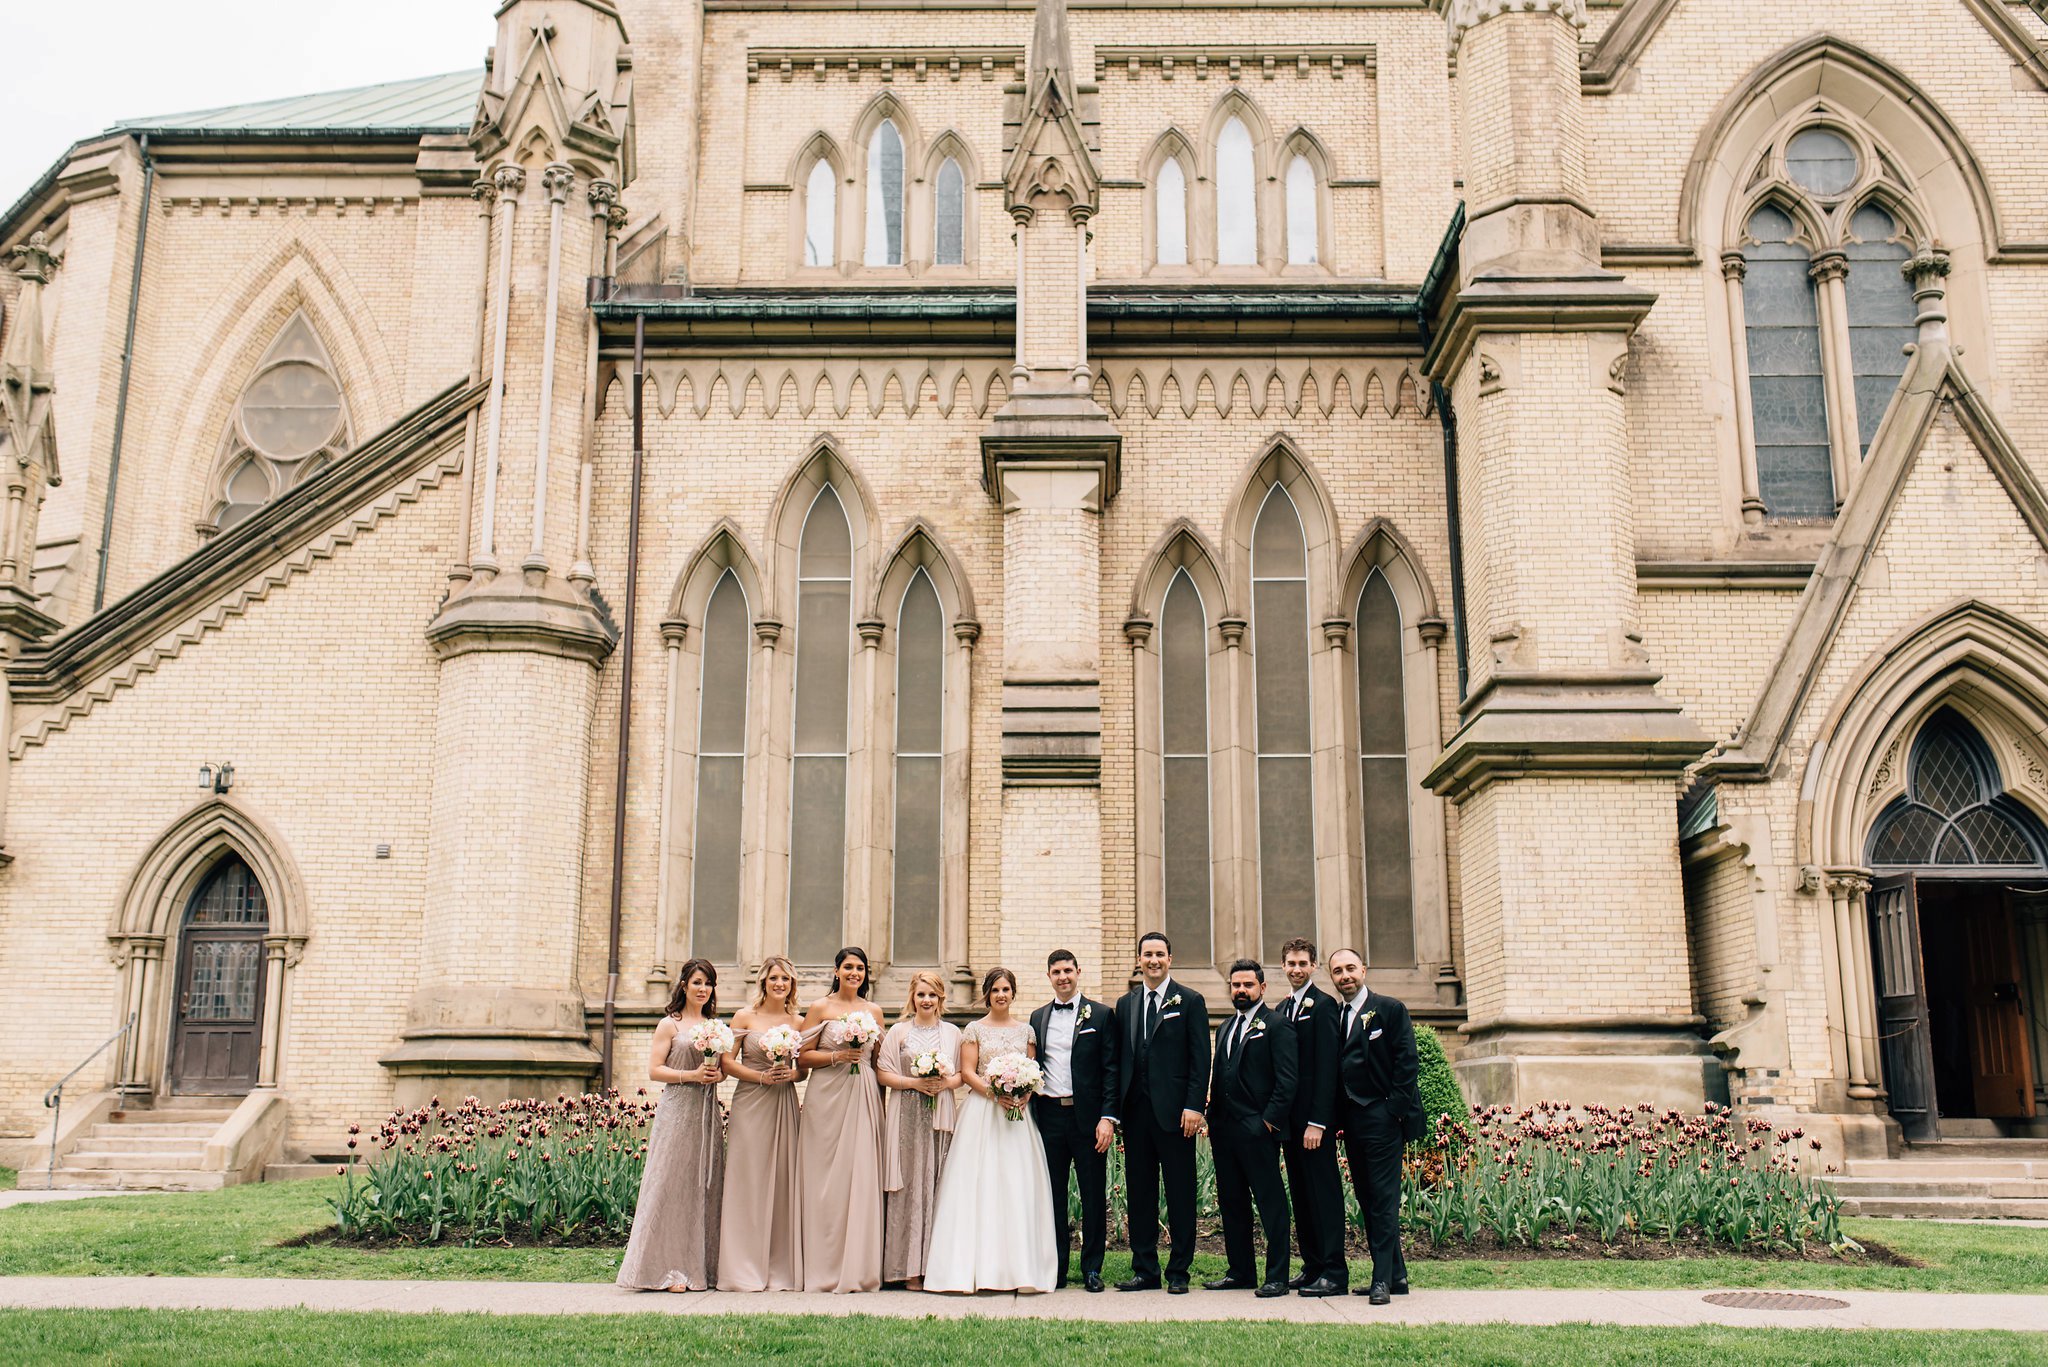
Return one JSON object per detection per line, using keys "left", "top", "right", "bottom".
{"left": 911, "top": 1048, "right": 947, "bottom": 1108}
{"left": 758, "top": 1024, "right": 802, "bottom": 1073}
{"left": 984, "top": 1052, "right": 1044, "bottom": 1122}
{"left": 688, "top": 1018, "right": 735, "bottom": 1062}
{"left": 839, "top": 1011, "right": 881, "bottom": 1074}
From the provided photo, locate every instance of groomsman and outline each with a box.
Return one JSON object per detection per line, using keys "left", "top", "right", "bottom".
{"left": 1203, "top": 959, "right": 1297, "bottom": 1298}
{"left": 1113, "top": 931, "right": 1209, "bottom": 1294}
{"left": 1277, "top": 937, "right": 1346, "bottom": 1296}
{"left": 1030, "top": 949, "right": 1120, "bottom": 1293}
{"left": 1328, "top": 948, "right": 1421, "bottom": 1305}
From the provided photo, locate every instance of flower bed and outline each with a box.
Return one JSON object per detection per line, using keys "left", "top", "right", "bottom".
{"left": 1403, "top": 1103, "right": 1845, "bottom": 1252}
{"left": 331, "top": 1093, "right": 654, "bottom": 1245}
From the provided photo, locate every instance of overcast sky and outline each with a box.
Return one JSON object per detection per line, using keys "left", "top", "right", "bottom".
{"left": 3, "top": 2, "right": 486, "bottom": 197}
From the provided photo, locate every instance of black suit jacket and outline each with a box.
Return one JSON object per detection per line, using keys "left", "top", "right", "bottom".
{"left": 1029, "top": 995, "right": 1121, "bottom": 1127}
{"left": 1337, "top": 989, "right": 1420, "bottom": 1129}
{"left": 1207, "top": 1003, "right": 1298, "bottom": 1134}
{"left": 1281, "top": 983, "right": 1341, "bottom": 1136}
{"left": 1114, "top": 979, "right": 1211, "bottom": 1133}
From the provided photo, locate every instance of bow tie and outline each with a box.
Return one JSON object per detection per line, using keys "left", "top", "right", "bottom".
{"left": 1051, "top": 1002, "right": 1076, "bottom": 1012}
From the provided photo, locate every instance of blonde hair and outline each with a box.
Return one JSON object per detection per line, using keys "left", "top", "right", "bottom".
{"left": 752, "top": 956, "right": 800, "bottom": 1013}
{"left": 899, "top": 970, "right": 948, "bottom": 1023}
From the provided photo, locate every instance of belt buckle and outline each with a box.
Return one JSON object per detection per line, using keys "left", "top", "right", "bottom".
{"left": 1057, "top": 1096, "right": 1075, "bottom": 1107}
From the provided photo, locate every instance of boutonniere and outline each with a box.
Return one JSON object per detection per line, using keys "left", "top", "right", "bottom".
{"left": 1359, "top": 1010, "right": 1378, "bottom": 1031}
{"left": 1166, "top": 993, "right": 1182, "bottom": 1009}
{"left": 1078, "top": 1004, "right": 1092, "bottom": 1024}
{"left": 1248, "top": 1017, "right": 1269, "bottom": 1037}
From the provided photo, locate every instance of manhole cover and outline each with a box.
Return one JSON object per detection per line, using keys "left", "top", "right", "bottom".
{"left": 1702, "top": 1292, "right": 1850, "bottom": 1311}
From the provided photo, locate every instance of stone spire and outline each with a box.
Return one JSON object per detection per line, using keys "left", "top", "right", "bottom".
{"left": 1005, "top": 0, "right": 1099, "bottom": 221}
{"left": 0, "top": 232, "right": 62, "bottom": 632}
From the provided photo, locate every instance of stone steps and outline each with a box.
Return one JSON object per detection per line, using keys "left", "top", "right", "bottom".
{"left": 39, "top": 1167, "right": 227, "bottom": 1192}
{"left": 41, "top": 1104, "right": 237, "bottom": 1191}
{"left": 1843, "top": 1158, "right": 2048, "bottom": 1180}
{"left": 1836, "top": 1194, "right": 2048, "bottom": 1220}
{"left": 61, "top": 1149, "right": 206, "bottom": 1171}
{"left": 1827, "top": 1141, "right": 2048, "bottom": 1220}
{"left": 1827, "top": 1175, "right": 2048, "bottom": 1200}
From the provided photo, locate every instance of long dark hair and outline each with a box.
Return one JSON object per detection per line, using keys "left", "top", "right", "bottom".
{"left": 667, "top": 958, "right": 719, "bottom": 1018}
{"left": 981, "top": 965, "right": 1018, "bottom": 1006}
{"left": 833, "top": 945, "right": 872, "bottom": 998}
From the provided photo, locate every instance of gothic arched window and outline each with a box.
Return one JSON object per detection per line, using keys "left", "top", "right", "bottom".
{"left": 865, "top": 119, "right": 906, "bottom": 267}
{"left": 211, "top": 312, "right": 350, "bottom": 530}
{"left": 1354, "top": 569, "right": 1414, "bottom": 966}
{"left": 891, "top": 569, "right": 945, "bottom": 963}
{"left": 1285, "top": 156, "right": 1318, "bottom": 266}
{"left": 804, "top": 159, "right": 836, "bottom": 268}
{"left": 1251, "top": 487, "right": 1315, "bottom": 960}
{"left": 1159, "top": 569, "right": 1213, "bottom": 964}
{"left": 1868, "top": 712, "right": 2048, "bottom": 867}
{"left": 1217, "top": 118, "right": 1257, "bottom": 267}
{"left": 690, "top": 570, "right": 750, "bottom": 964}
{"left": 1844, "top": 203, "right": 1916, "bottom": 456}
{"left": 1157, "top": 158, "right": 1190, "bottom": 268}
{"left": 1741, "top": 203, "right": 1832, "bottom": 518}
{"left": 789, "top": 486, "right": 854, "bottom": 962}
{"left": 933, "top": 156, "right": 965, "bottom": 267}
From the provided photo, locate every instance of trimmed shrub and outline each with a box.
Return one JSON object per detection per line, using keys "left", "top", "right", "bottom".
{"left": 1413, "top": 1023, "right": 1468, "bottom": 1144}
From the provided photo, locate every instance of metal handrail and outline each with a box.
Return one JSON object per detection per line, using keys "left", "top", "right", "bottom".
{"left": 42, "top": 1012, "right": 136, "bottom": 1191}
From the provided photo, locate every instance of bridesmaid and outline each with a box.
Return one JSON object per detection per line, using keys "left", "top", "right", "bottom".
{"left": 876, "top": 971, "right": 964, "bottom": 1289}
{"left": 617, "top": 958, "right": 726, "bottom": 1292}
{"left": 717, "top": 955, "right": 806, "bottom": 1292}
{"left": 796, "top": 945, "right": 886, "bottom": 1293}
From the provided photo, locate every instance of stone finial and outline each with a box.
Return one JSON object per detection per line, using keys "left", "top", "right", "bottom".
{"left": 1004, "top": 0, "right": 1100, "bottom": 218}
{"left": 6, "top": 231, "right": 61, "bottom": 286}
{"left": 1438, "top": 0, "right": 1588, "bottom": 55}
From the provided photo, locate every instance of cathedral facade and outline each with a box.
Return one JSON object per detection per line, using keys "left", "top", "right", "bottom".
{"left": 4, "top": 0, "right": 2048, "bottom": 1180}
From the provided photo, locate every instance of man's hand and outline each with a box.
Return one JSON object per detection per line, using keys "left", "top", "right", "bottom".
{"left": 1094, "top": 1119, "right": 1115, "bottom": 1154}
{"left": 1303, "top": 1124, "right": 1324, "bottom": 1152}
{"left": 1181, "top": 1109, "right": 1204, "bottom": 1138}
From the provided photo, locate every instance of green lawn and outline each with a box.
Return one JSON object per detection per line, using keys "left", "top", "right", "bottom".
{"left": 1, "top": 1178, "right": 2045, "bottom": 1294}
{"left": 2, "top": 1311, "right": 2044, "bottom": 1367}
{"left": 0, "top": 1165, "right": 16, "bottom": 1191}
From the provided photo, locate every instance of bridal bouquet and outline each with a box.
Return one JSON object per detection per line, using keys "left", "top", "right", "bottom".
{"left": 840, "top": 1012, "right": 881, "bottom": 1074}
{"left": 911, "top": 1049, "right": 947, "bottom": 1108}
{"left": 759, "top": 1024, "right": 802, "bottom": 1072}
{"left": 688, "top": 1018, "right": 736, "bottom": 1063}
{"left": 985, "top": 1052, "right": 1043, "bottom": 1122}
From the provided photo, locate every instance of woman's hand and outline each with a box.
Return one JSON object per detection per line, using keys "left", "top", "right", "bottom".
{"left": 837, "top": 1048, "right": 859, "bottom": 1067}
{"left": 766, "top": 1064, "right": 796, "bottom": 1085}
{"left": 999, "top": 1093, "right": 1027, "bottom": 1116}
{"left": 917, "top": 1076, "right": 944, "bottom": 1096}
{"left": 696, "top": 1059, "right": 722, "bottom": 1085}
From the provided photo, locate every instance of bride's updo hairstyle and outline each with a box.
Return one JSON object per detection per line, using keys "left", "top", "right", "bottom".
{"left": 898, "top": 969, "right": 948, "bottom": 1022}
{"left": 832, "top": 945, "right": 873, "bottom": 997}
{"left": 981, "top": 965, "right": 1018, "bottom": 1006}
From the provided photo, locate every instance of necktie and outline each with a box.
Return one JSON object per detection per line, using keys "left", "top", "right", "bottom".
{"left": 1228, "top": 1013, "right": 1247, "bottom": 1060}
{"left": 1146, "top": 989, "right": 1160, "bottom": 1038}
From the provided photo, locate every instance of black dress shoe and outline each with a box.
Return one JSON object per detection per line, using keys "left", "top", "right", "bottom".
{"left": 1084, "top": 1273, "right": 1105, "bottom": 1293}
{"left": 1366, "top": 1282, "right": 1391, "bottom": 1305}
{"left": 1166, "top": 1278, "right": 1190, "bottom": 1295}
{"left": 1203, "top": 1276, "right": 1254, "bottom": 1291}
{"left": 1115, "top": 1275, "right": 1160, "bottom": 1292}
{"left": 1255, "top": 1282, "right": 1289, "bottom": 1299}
{"left": 1296, "top": 1277, "right": 1344, "bottom": 1298}
{"left": 1285, "top": 1271, "right": 1312, "bottom": 1290}
{"left": 1391, "top": 1279, "right": 1409, "bottom": 1296}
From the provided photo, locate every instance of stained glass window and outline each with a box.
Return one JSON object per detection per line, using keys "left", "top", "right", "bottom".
{"left": 691, "top": 571, "right": 749, "bottom": 962}
{"left": 1285, "top": 156, "right": 1317, "bottom": 266}
{"left": 789, "top": 487, "right": 852, "bottom": 961}
{"left": 1867, "top": 712, "right": 2048, "bottom": 867}
{"left": 1743, "top": 204, "right": 1834, "bottom": 517}
{"left": 1252, "top": 487, "right": 1314, "bottom": 960}
{"left": 934, "top": 157, "right": 965, "bottom": 267}
{"left": 1844, "top": 203, "right": 1916, "bottom": 457}
{"left": 1159, "top": 570, "right": 1212, "bottom": 964}
{"left": 213, "top": 313, "right": 349, "bottom": 529}
{"left": 892, "top": 570, "right": 944, "bottom": 962}
{"left": 1355, "top": 571, "right": 1414, "bottom": 966}
{"left": 865, "top": 120, "right": 905, "bottom": 267}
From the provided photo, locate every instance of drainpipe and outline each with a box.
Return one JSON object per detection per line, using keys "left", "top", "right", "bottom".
{"left": 94, "top": 134, "right": 154, "bottom": 612}
{"left": 1434, "top": 380, "right": 1470, "bottom": 703}
{"left": 600, "top": 313, "right": 647, "bottom": 1090}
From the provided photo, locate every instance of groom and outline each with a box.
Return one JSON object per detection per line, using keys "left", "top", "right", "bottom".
{"left": 1030, "top": 949, "right": 1120, "bottom": 1293}
{"left": 1113, "top": 931, "right": 1209, "bottom": 1294}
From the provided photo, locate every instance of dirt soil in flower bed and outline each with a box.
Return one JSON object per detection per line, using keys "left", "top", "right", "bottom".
{"left": 305, "top": 1225, "right": 1914, "bottom": 1266}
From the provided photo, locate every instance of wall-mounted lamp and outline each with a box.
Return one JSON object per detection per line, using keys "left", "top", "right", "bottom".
{"left": 197, "top": 761, "right": 235, "bottom": 794}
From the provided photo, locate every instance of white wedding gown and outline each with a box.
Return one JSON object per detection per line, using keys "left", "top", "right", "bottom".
{"left": 923, "top": 1020, "right": 1061, "bottom": 1293}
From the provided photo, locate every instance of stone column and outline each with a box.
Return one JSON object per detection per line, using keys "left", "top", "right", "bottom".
{"left": 1721, "top": 253, "right": 1767, "bottom": 523}
{"left": 383, "top": 0, "right": 632, "bottom": 1105}
{"left": 1423, "top": 0, "right": 1711, "bottom": 1108}
{"left": 1826, "top": 868, "right": 1880, "bottom": 1100}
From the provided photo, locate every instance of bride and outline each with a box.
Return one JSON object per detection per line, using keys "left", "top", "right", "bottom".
{"left": 922, "top": 966, "right": 1060, "bottom": 1294}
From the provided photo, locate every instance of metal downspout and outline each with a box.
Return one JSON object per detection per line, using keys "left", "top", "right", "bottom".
{"left": 94, "top": 134, "right": 153, "bottom": 612}
{"left": 601, "top": 311, "right": 647, "bottom": 1090}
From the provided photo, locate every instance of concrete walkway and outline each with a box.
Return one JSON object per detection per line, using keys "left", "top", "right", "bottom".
{"left": 0, "top": 1277, "right": 2044, "bottom": 1331}
{"left": 0, "top": 1189, "right": 132, "bottom": 1210}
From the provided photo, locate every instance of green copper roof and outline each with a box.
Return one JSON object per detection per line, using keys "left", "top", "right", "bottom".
{"left": 111, "top": 70, "right": 480, "bottom": 135}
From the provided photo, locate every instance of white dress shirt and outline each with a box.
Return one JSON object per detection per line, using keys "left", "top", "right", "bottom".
{"left": 1287, "top": 984, "right": 1311, "bottom": 1021}
{"left": 1225, "top": 1004, "right": 1257, "bottom": 1059}
{"left": 1043, "top": 994, "right": 1080, "bottom": 1097}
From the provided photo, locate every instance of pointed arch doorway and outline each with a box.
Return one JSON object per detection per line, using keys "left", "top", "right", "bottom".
{"left": 169, "top": 856, "right": 270, "bottom": 1095}
{"left": 1867, "top": 710, "right": 2047, "bottom": 1140}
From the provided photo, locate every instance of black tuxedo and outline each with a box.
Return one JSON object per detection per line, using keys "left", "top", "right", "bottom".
{"left": 1335, "top": 988, "right": 1420, "bottom": 1289}
{"left": 1030, "top": 995, "right": 1120, "bottom": 1283}
{"left": 1280, "top": 983, "right": 1346, "bottom": 1284}
{"left": 1112, "top": 977, "right": 1210, "bottom": 1282}
{"left": 1207, "top": 1004, "right": 1296, "bottom": 1286}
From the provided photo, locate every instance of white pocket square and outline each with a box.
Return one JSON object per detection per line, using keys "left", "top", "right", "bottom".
{"left": 1368, "top": 1028, "right": 1384, "bottom": 1040}
{"left": 1160, "top": 1011, "right": 1182, "bottom": 1021}
{"left": 1077, "top": 1027, "right": 1098, "bottom": 1036}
